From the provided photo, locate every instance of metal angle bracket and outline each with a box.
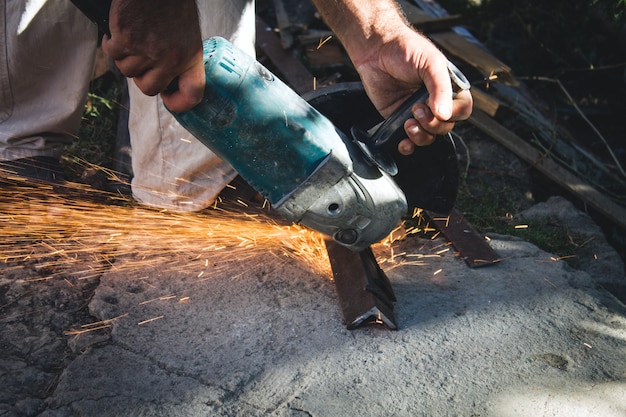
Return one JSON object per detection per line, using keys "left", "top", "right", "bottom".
{"left": 324, "top": 239, "right": 397, "bottom": 330}
{"left": 425, "top": 208, "right": 501, "bottom": 267}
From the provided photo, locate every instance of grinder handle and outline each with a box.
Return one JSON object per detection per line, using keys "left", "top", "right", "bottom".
{"left": 370, "top": 88, "right": 429, "bottom": 147}
{"left": 370, "top": 61, "right": 471, "bottom": 148}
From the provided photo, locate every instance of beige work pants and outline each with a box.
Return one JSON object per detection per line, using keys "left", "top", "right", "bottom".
{"left": 1, "top": 0, "right": 255, "bottom": 212}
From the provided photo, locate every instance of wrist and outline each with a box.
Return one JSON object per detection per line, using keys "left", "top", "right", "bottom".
{"left": 313, "top": 0, "right": 411, "bottom": 67}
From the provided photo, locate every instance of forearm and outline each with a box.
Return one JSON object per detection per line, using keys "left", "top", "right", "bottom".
{"left": 311, "top": 0, "right": 472, "bottom": 151}
{"left": 310, "top": 0, "right": 410, "bottom": 66}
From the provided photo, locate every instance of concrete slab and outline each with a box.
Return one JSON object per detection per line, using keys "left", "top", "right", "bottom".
{"left": 42, "top": 226, "right": 626, "bottom": 416}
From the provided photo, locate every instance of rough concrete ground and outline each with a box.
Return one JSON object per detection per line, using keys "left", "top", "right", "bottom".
{"left": 2, "top": 190, "right": 625, "bottom": 417}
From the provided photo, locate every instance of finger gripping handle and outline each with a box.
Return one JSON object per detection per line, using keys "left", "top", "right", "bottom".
{"left": 370, "top": 88, "right": 429, "bottom": 147}
{"left": 370, "top": 61, "right": 470, "bottom": 148}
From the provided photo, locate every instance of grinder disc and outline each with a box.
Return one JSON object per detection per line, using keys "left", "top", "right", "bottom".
{"left": 303, "top": 83, "right": 459, "bottom": 214}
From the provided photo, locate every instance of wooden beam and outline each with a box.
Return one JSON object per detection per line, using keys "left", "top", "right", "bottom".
{"left": 429, "top": 31, "right": 518, "bottom": 87}
{"left": 470, "top": 88, "right": 503, "bottom": 118}
{"left": 411, "top": 15, "right": 464, "bottom": 33}
{"left": 255, "top": 16, "right": 315, "bottom": 95}
{"left": 397, "top": 0, "right": 463, "bottom": 32}
{"left": 271, "top": 0, "right": 296, "bottom": 48}
{"left": 468, "top": 109, "right": 626, "bottom": 231}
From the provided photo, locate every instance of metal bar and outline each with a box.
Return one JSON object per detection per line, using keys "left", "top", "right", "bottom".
{"left": 426, "top": 208, "right": 501, "bottom": 268}
{"left": 324, "top": 239, "right": 397, "bottom": 330}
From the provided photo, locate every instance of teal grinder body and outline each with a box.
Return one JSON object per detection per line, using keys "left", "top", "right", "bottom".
{"left": 170, "top": 37, "right": 408, "bottom": 252}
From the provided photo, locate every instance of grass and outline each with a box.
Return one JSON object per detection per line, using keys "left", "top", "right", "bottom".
{"left": 61, "top": 73, "right": 124, "bottom": 182}
{"left": 455, "top": 182, "right": 593, "bottom": 266}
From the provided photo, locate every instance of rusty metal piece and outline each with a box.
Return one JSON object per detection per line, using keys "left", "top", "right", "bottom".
{"left": 324, "top": 239, "right": 397, "bottom": 330}
{"left": 426, "top": 208, "right": 501, "bottom": 267}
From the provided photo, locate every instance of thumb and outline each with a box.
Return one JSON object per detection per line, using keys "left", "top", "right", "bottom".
{"left": 433, "top": 95, "right": 453, "bottom": 121}
{"left": 422, "top": 60, "right": 454, "bottom": 121}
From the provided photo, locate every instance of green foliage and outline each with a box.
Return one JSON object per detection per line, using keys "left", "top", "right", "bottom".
{"left": 83, "top": 92, "right": 114, "bottom": 118}
{"left": 510, "top": 222, "right": 581, "bottom": 258}
{"left": 63, "top": 75, "right": 123, "bottom": 173}
{"left": 455, "top": 181, "right": 584, "bottom": 263}
{"left": 454, "top": 169, "right": 532, "bottom": 232}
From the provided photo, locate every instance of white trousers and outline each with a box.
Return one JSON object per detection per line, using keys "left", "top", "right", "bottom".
{"left": 1, "top": 0, "right": 256, "bottom": 212}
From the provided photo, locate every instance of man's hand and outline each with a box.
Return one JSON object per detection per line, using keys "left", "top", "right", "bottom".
{"left": 355, "top": 25, "right": 473, "bottom": 155}
{"left": 101, "top": 0, "right": 205, "bottom": 112}
{"left": 311, "top": 0, "right": 473, "bottom": 155}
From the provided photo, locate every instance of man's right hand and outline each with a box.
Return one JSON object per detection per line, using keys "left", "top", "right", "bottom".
{"left": 101, "top": 0, "right": 205, "bottom": 112}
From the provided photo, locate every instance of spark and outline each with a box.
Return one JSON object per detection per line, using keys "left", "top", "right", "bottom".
{"left": 139, "top": 295, "right": 177, "bottom": 305}
{"left": 65, "top": 323, "right": 111, "bottom": 335}
{"left": 543, "top": 277, "right": 558, "bottom": 289}
{"left": 317, "top": 35, "right": 333, "bottom": 49}
{"left": 1, "top": 172, "right": 449, "bottom": 331}
{"left": 0, "top": 179, "right": 332, "bottom": 284}
{"left": 406, "top": 254, "right": 440, "bottom": 259}
{"left": 485, "top": 70, "right": 498, "bottom": 89}
{"left": 549, "top": 255, "right": 577, "bottom": 262}
{"left": 137, "top": 315, "right": 165, "bottom": 326}
{"left": 432, "top": 216, "right": 450, "bottom": 227}
{"left": 64, "top": 313, "right": 129, "bottom": 335}
{"left": 405, "top": 226, "right": 421, "bottom": 235}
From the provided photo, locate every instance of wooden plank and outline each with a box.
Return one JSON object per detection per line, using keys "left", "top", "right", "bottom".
{"left": 255, "top": 16, "right": 315, "bottom": 95}
{"left": 406, "top": 0, "right": 516, "bottom": 86}
{"left": 469, "top": 109, "right": 626, "bottom": 232}
{"left": 398, "top": 0, "right": 463, "bottom": 32}
{"left": 398, "top": 0, "right": 442, "bottom": 23}
{"left": 410, "top": 15, "right": 464, "bottom": 33}
{"left": 272, "top": 0, "right": 295, "bottom": 48}
{"left": 470, "top": 88, "right": 503, "bottom": 118}
{"left": 429, "top": 31, "right": 518, "bottom": 87}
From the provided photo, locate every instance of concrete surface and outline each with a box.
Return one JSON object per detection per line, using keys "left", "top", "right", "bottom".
{"left": 2, "top": 196, "right": 626, "bottom": 417}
